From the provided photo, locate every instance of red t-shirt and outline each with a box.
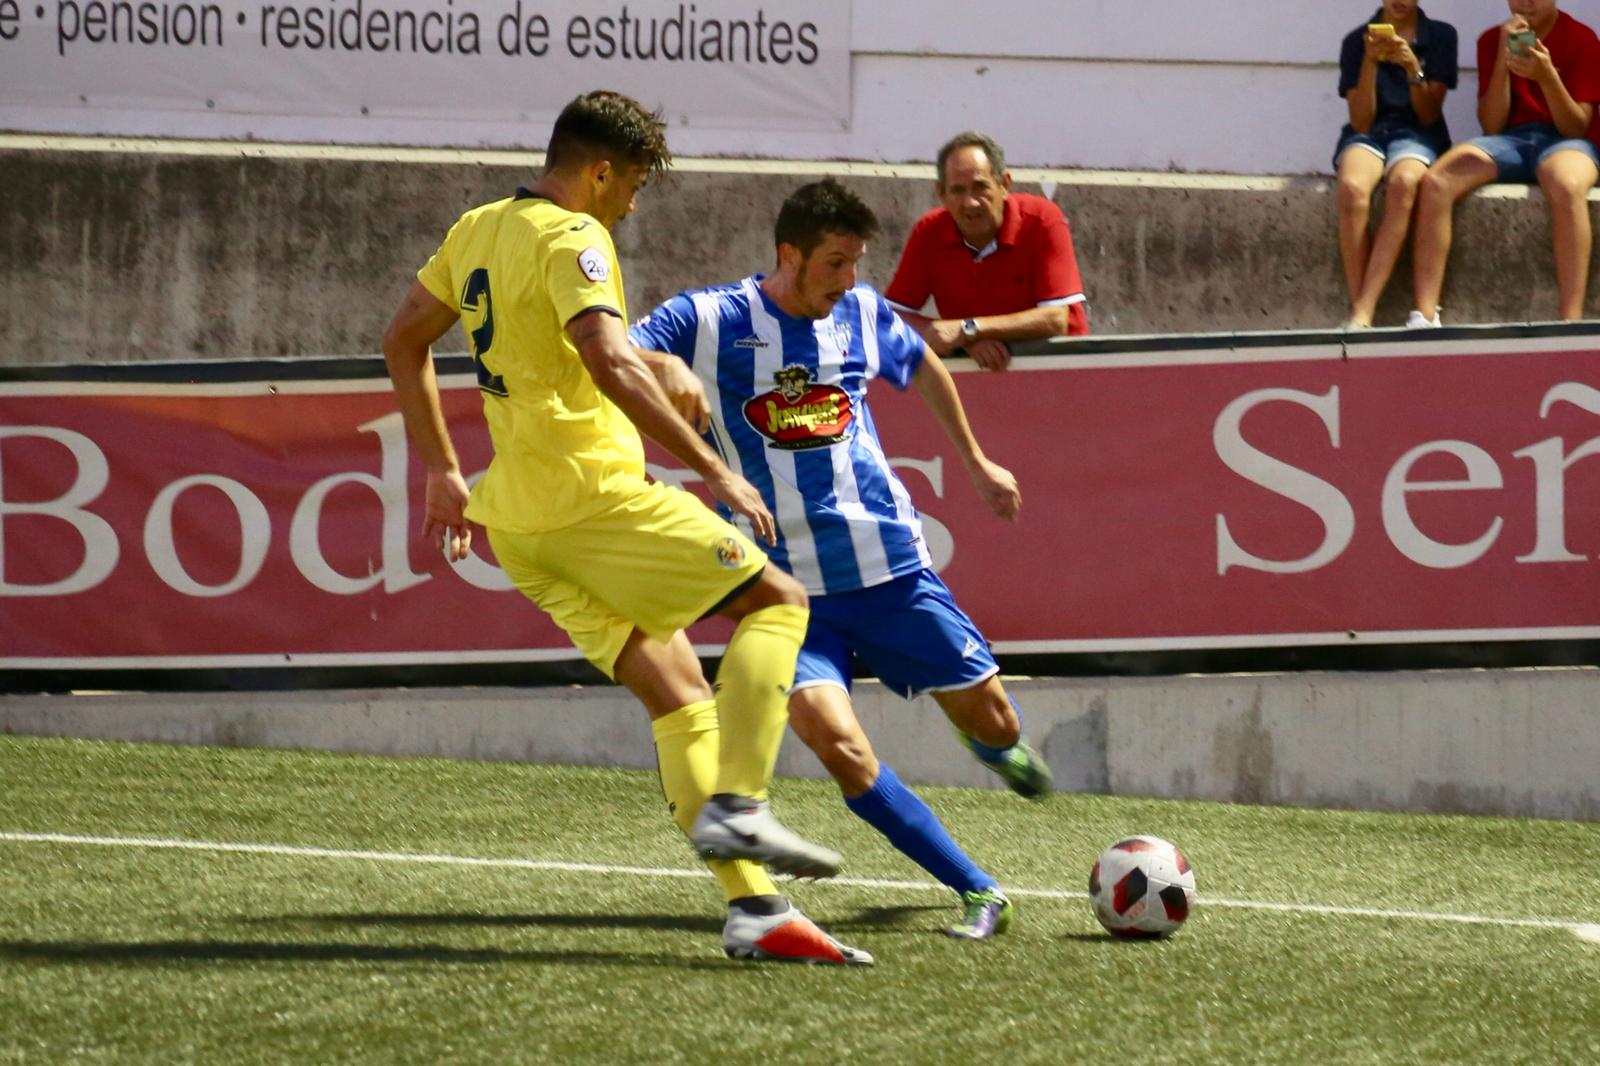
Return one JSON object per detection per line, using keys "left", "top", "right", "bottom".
{"left": 884, "top": 192, "right": 1089, "bottom": 336}
{"left": 1476, "top": 10, "right": 1600, "bottom": 142}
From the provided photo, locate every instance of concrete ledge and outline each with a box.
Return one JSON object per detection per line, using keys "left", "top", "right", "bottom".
{"left": 4, "top": 669, "right": 1596, "bottom": 821}
{"left": 5, "top": 137, "right": 1600, "bottom": 364}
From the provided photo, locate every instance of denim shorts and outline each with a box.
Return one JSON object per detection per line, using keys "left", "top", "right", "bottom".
{"left": 1466, "top": 124, "right": 1600, "bottom": 182}
{"left": 1334, "top": 127, "right": 1441, "bottom": 172}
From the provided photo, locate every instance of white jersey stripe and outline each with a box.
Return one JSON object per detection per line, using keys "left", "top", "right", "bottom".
{"left": 746, "top": 281, "right": 826, "bottom": 591}
{"left": 827, "top": 301, "right": 893, "bottom": 577}
{"left": 688, "top": 290, "right": 750, "bottom": 538}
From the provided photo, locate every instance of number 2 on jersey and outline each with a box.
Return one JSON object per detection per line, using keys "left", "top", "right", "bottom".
{"left": 461, "top": 268, "right": 508, "bottom": 397}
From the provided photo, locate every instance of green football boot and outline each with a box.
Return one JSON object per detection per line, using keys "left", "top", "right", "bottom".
{"left": 946, "top": 888, "right": 1014, "bottom": 940}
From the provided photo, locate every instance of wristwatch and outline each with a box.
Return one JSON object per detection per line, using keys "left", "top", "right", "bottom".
{"left": 960, "top": 318, "right": 979, "bottom": 340}
{"left": 1411, "top": 67, "right": 1427, "bottom": 85}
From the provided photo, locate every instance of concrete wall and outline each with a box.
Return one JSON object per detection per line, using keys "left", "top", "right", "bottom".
{"left": 5, "top": 138, "right": 1600, "bottom": 365}
{"left": 4, "top": 669, "right": 1597, "bottom": 821}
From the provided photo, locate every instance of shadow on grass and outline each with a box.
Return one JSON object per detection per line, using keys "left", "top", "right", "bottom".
{"left": 246, "top": 911, "right": 722, "bottom": 935}
{"left": 829, "top": 903, "right": 950, "bottom": 932}
{"left": 0, "top": 938, "right": 735, "bottom": 970}
{"left": 1059, "top": 932, "right": 1171, "bottom": 945}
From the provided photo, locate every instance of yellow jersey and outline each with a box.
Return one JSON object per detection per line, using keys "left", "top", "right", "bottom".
{"left": 417, "top": 190, "right": 646, "bottom": 533}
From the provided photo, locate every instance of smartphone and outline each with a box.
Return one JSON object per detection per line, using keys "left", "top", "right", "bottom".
{"left": 1508, "top": 29, "right": 1536, "bottom": 55}
{"left": 1367, "top": 23, "right": 1396, "bottom": 36}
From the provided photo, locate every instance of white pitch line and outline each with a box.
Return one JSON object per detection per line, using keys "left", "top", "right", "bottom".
{"left": 3, "top": 831, "right": 1595, "bottom": 943}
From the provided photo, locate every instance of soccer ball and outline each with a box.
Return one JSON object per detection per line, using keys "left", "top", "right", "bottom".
{"left": 1088, "top": 835, "right": 1196, "bottom": 938}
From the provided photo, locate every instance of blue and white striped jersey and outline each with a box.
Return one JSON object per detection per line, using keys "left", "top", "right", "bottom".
{"left": 629, "top": 275, "right": 932, "bottom": 595}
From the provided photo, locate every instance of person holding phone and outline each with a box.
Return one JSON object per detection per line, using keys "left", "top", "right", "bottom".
{"left": 1334, "top": 2, "right": 1458, "bottom": 328}
{"left": 1409, "top": 0, "right": 1600, "bottom": 325}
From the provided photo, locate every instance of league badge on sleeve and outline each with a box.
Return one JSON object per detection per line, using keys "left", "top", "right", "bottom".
{"left": 578, "top": 247, "right": 610, "bottom": 283}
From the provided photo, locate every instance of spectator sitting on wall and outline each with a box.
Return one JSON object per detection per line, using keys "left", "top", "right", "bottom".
{"left": 884, "top": 131, "right": 1089, "bottom": 371}
{"left": 1336, "top": 1, "right": 1458, "bottom": 328}
{"left": 1409, "top": 0, "right": 1600, "bottom": 326}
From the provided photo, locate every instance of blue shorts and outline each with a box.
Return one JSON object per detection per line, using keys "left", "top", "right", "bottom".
{"left": 1466, "top": 124, "right": 1600, "bottom": 183}
{"left": 793, "top": 568, "right": 998, "bottom": 700}
{"left": 1334, "top": 127, "right": 1441, "bottom": 173}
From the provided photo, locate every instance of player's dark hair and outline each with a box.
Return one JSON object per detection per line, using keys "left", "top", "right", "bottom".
{"left": 773, "top": 178, "right": 879, "bottom": 257}
{"left": 936, "top": 131, "right": 1006, "bottom": 188}
{"left": 545, "top": 90, "right": 672, "bottom": 177}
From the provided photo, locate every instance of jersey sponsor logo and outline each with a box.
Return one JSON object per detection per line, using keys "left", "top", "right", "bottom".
{"left": 570, "top": 221, "right": 593, "bottom": 232}
{"left": 961, "top": 637, "right": 981, "bottom": 658}
{"left": 577, "top": 247, "right": 610, "bottom": 283}
{"left": 733, "top": 335, "right": 769, "bottom": 349}
{"left": 715, "top": 536, "right": 747, "bottom": 569}
{"left": 742, "top": 364, "right": 853, "bottom": 450}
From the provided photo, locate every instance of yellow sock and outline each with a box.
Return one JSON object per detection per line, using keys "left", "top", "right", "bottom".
{"left": 651, "top": 700, "right": 777, "bottom": 903}
{"left": 712, "top": 602, "right": 808, "bottom": 800}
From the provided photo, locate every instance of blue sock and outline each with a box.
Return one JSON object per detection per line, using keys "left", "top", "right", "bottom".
{"left": 844, "top": 764, "right": 996, "bottom": 895}
{"left": 965, "top": 695, "right": 1025, "bottom": 764}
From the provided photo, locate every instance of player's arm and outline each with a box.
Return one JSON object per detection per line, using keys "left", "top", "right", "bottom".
{"left": 569, "top": 309, "right": 776, "bottom": 543}
{"left": 1479, "top": 20, "right": 1520, "bottom": 133}
{"left": 1511, "top": 38, "right": 1594, "bottom": 137}
{"left": 909, "top": 348, "right": 1021, "bottom": 521}
{"left": 895, "top": 305, "right": 1019, "bottom": 370}
{"left": 634, "top": 347, "right": 710, "bottom": 433}
{"left": 933, "top": 304, "right": 1077, "bottom": 346}
{"left": 381, "top": 280, "right": 473, "bottom": 561}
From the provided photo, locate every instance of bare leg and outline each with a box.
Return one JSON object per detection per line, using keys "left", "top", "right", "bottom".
{"left": 1336, "top": 148, "right": 1384, "bottom": 317}
{"left": 787, "top": 685, "right": 880, "bottom": 798}
{"left": 930, "top": 675, "right": 1020, "bottom": 749}
{"left": 1538, "top": 149, "right": 1600, "bottom": 321}
{"left": 1349, "top": 158, "right": 1427, "bottom": 325}
{"left": 612, "top": 627, "right": 713, "bottom": 719}
{"left": 1412, "top": 145, "right": 1500, "bottom": 322}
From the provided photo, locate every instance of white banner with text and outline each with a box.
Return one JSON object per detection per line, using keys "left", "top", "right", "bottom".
{"left": 0, "top": 0, "right": 851, "bottom": 137}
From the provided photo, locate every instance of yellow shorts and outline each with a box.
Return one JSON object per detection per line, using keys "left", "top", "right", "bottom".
{"left": 487, "top": 480, "right": 767, "bottom": 678}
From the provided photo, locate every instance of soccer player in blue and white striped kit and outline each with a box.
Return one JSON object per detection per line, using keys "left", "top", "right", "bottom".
{"left": 630, "top": 178, "right": 1052, "bottom": 940}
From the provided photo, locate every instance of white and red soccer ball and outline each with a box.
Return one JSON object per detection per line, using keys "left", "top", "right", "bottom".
{"left": 1089, "top": 835, "right": 1196, "bottom": 938}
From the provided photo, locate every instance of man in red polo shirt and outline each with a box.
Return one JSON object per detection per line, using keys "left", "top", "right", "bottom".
{"left": 885, "top": 131, "right": 1089, "bottom": 371}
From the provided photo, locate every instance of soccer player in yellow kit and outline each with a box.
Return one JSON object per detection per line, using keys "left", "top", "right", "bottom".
{"left": 381, "top": 90, "right": 869, "bottom": 965}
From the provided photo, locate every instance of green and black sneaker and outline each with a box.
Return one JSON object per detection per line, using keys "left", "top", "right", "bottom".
{"left": 963, "top": 735, "right": 1053, "bottom": 799}
{"left": 946, "top": 888, "right": 1014, "bottom": 940}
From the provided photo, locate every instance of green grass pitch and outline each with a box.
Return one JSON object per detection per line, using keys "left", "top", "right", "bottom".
{"left": 1, "top": 734, "right": 1597, "bottom": 1065}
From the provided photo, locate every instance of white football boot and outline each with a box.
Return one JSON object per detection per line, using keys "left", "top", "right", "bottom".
{"left": 689, "top": 796, "right": 842, "bottom": 879}
{"left": 723, "top": 904, "right": 874, "bottom": 966}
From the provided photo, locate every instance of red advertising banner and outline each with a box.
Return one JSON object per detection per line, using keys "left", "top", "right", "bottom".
{"left": 2, "top": 332, "right": 1598, "bottom": 670}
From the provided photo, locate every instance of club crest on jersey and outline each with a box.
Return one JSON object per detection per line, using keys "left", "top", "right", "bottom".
{"left": 742, "top": 364, "right": 852, "bottom": 450}
{"left": 715, "top": 537, "right": 746, "bottom": 569}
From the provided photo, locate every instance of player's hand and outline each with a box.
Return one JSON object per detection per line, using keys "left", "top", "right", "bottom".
{"left": 1362, "top": 32, "right": 1385, "bottom": 62}
{"left": 969, "top": 456, "right": 1021, "bottom": 521}
{"left": 967, "top": 338, "right": 1013, "bottom": 372}
{"left": 1508, "top": 39, "right": 1556, "bottom": 84}
{"left": 1388, "top": 39, "right": 1420, "bottom": 78}
{"left": 705, "top": 468, "right": 777, "bottom": 545}
{"left": 424, "top": 468, "right": 473, "bottom": 561}
{"left": 1500, "top": 14, "right": 1529, "bottom": 39}
{"left": 648, "top": 352, "right": 711, "bottom": 433}
{"left": 924, "top": 319, "right": 964, "bottom": 356}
